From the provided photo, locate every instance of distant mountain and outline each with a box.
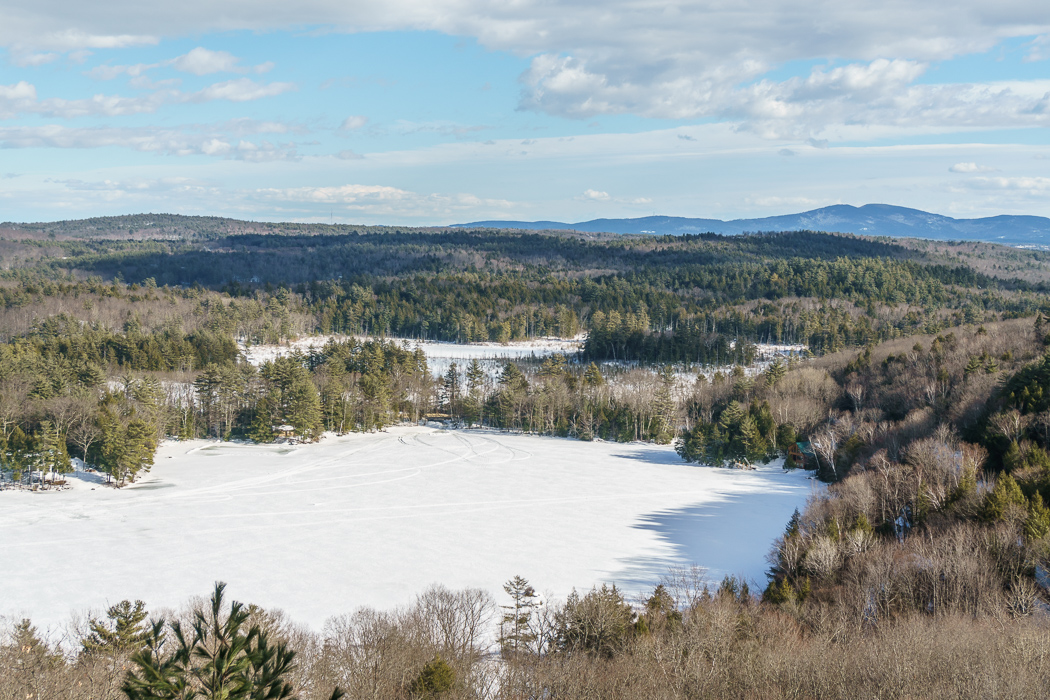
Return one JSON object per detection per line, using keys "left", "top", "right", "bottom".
{"left": 456, "top": 204, "right": 1050, "bottom": 247}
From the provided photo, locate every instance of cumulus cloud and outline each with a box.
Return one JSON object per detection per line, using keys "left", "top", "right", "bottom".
{"left": 518, "top": 51, "right": 1050, "bottom": 138}
{"left": 340, "top": 115, "right": 368, "bottom": 130}
{"left": 0, "top": 82, "right": 39, "bottom": 116}
{"left": 1, "top": 2, "right": 1049, "bottom": 136}
{"left": 581, "top": 189, "right": 609, "bottom": 201}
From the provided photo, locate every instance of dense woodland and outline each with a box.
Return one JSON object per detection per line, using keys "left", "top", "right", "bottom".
{"left": 4, "top": 216, "right": 1050, "bottom": 697}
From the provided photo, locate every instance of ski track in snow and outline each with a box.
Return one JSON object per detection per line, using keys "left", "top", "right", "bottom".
{"left": 1, "top": 426, "right": 814, "bottom": 633}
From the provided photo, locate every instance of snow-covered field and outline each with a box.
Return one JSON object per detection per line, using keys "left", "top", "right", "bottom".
{"left": 242, "top": 335, "right": 805, "bottom": 387}
{"left": 1, "top": 427, "right": 814, "bottom": 633}
{"left": 242, "top": 336, "right": 583, "bottom": 377}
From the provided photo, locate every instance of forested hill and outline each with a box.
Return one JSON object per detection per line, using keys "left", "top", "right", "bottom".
{"left": 2, "top": 221, "right": 1050, "bottom": 361}
{"left": 457, "top": 203, "right": 1050, "bottom": 247}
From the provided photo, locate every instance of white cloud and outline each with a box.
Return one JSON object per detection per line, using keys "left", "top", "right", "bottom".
{"left": 581, "top": 189, "right": 609, "bottom": 201}
{"left": 1, "top": 0, "right": 1044, "bottom": 132}
{"left": 394, "top": 119, "right": 489, "bottom": 136}
{"left": 0, "top": 124, "right": 301, "bottom": 160}
{"left": 14, "top": 29, "right": 157, "bottom": 52}
{"left": 192, "top": 78, "right": 296, "bottom": 102}
{"left": 256, "top": 183, "right": 515, "bottom": 218}
{"left": 950, "top": 162, "right": 997, "bottom": 173}
{"left": 14, "top": 52, "right": 60, "bottom": 66}
{"left": 262, "top": 183, "right": 411, "bottom": 204}
{"left": 519, "top": 52, "right": 1050, "bottom": 138}
{"left": 0, "top": 76, "right": 296, "bottom": 119}
{"left": 963, "top": 176, "right": 1050, "bottom": 192}
{"left": 1027, "top": 34, "right": 1050, "bottom": 62}
{"left": 215, "top": 118, "right": 306, "bottom": 136}
{"left": 0, "top": 81, "right": 38, "bottom": 106}
{"left": 172, "top": 47, "right": 242, "bottom": 75}
{"left": 86, "top": 64, "right": 152, "bottom": 80}
{"left": 86, "top": 48, "right": 270, "bottom": 83}
{"left": 340, "top": 115, "right": 368, "bottom": 130}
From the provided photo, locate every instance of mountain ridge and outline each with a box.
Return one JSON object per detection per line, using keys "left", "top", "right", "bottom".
{"left": 455, "top": 203, "right": 1050, "bottom": 247}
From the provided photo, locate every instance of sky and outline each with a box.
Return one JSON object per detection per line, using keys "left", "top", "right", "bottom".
{"left": 0, "top": 1, "right": 1049, "bottom": 225}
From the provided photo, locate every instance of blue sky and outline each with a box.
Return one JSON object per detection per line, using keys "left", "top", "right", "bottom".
{"left": 1, "top": 1, "right": 1049, "bottom": 225}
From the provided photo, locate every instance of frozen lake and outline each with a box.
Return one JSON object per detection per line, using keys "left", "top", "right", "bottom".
{"left": 1, "top": 427, "right": 814, "bottom": 632}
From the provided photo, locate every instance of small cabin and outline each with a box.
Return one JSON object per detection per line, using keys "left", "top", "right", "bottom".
{"left": 788, "top": 441, "right": 816, "bottom": 469}
{"left": 274, "top": 424, "right": 297, "bottom": 440}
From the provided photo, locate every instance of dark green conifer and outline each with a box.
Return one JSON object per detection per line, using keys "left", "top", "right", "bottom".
{"left": 410, "top": 655, "right": 456, "bottom": 698}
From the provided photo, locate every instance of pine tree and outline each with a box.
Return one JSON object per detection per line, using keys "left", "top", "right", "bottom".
{"left": 12, "top": 619, "right": 61, "bottom": 664}
{"left": 121, "top": 419, "right": 156, "bottom": 485}
{"left": 982, "top": 472, "right": 1026, "bottom": 522}
{"left": 675, "top": 422, "right": 707, "bottom": 463}
{"left": 464, "top": 359, "right": 484, "bottom": 426}
{"left": 737, "top": 414, "right": 764, "bottom": 460}
{"left": 37, "top": 420, "right": 70, "bottom": 483}
{"left": 410, "top": 655, "right": 456, "bottom": 697}
{"left": 1024, "top": 494, "right": 1050, "bottom": 540}
{"left": 718, "top": 401, "right": 745, "bottom": 432}
{"left": 652, "top": 366, "right": 677, "bottom": 444}
{"left": 500, "top": 576, "right": 539, "bottom": 656}
{"left": 442, "top": 363, "right": 461, "bottom": 421}
{"left": 762, "top": 577, "right": 794, "bottom": 605}
{"left": 122, "top": 582, "right": 344, "bottom": 700}
{"left": 583, "top": 363, "right": 604, "bottom": 387}
{"left": 249, "top": 398, "right": 276, "bottom": 443}
{"left": 82, "top": 600, "right": 151, "bottom": 660}
{"left": 764, "top": 359, "right": 787, "bottom": 387}
{"left": 539, "top": 354, "right": 567, "bottom": 380}
{"left": 286, "top": 379, "right": 323, "bottom": 441}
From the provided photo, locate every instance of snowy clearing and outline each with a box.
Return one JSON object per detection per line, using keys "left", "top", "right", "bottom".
{"left": 242, "top": 336, "right": 583, "bottom": 368}
{"left": 241, "top": 335, "right": 806, "bottom": 386}
{"left": 2, "top": 427, "right": 814, "bottom": 633}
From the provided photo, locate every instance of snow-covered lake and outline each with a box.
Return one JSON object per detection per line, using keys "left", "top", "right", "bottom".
{"left": 1, "top": 427, "right": 813, "bottom": 632}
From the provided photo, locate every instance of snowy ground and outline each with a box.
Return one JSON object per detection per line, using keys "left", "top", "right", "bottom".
{"left": 241, "top": 335, "right": 805, "bottom": 385}
{"left": 1, "top": 427, "right": 814, "bottom": 634}
{"left": 241, "top": 336, "right": 584, "bottom": 380}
